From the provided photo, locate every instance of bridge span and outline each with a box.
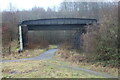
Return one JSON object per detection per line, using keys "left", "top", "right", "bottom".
{"left": 19, "top": 18, "right": 97, "bottom": 51}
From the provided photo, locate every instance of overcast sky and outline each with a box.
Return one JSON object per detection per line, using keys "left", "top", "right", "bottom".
{"left": 0, "top": 0, "right": 63, "bottom": 11}
{"left": 0, "top": 0, "right": 118, "bottom": 11}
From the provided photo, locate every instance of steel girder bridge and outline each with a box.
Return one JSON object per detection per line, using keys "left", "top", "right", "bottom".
{"left": 18, "top": 18, "right": 97, "bottom": 51}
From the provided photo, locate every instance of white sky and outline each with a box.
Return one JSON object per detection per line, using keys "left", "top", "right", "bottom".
{"left": 0, "top": 0, "right": 118, "bottom": 11}
{"left": 0, "top": 0, "right": 63, "bottom": 11}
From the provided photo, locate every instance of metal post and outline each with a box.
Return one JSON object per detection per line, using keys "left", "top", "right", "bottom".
{"left": 19, "top": 25, "right": 23, "bottom": 51}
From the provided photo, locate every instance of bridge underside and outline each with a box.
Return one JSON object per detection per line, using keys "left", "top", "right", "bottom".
{"left": 27, "top": 24, "right": 85, "bottom": 30}
{"left": 19, "top": 18, "right": 97, "bottom": 51}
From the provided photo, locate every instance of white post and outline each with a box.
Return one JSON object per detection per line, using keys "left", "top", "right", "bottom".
{"left": 19, "top": 25, "right": 23, "bottom": 51}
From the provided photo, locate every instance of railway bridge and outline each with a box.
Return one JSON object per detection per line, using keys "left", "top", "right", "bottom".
{"left": 19, "top": 18, "right": 97, "bottom": 51}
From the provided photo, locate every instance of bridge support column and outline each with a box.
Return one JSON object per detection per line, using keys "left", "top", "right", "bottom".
{"left": 19, "top": 25, "right": 23, "bottom": 51}
{"left": 18, "top": 25, "right": 28, "bottom": 52}
{"left": 72, "top": 27, "right": 85, "bottom": 50}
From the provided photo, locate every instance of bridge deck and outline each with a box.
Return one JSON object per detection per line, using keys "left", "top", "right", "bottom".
{"left": 20, "top": 18, "right": 97, "bottom": 30}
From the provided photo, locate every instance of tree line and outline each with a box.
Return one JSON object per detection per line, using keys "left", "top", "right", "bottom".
{"left": 1, "top": 2, "right": 118, "bottom": 66}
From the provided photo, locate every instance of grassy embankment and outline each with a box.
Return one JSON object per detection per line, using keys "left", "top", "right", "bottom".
{"left": 55, "top": 49, "right": 118, "bottom": 77}
{"left": 2, "top": 40, "right": 57, "bottom": 60}
{"left": 2, "top": 60, "right": 104, "bottom": 78}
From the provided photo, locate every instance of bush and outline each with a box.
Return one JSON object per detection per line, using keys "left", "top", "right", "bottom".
{"left": 81, "top": 19, "right": 118, "bottom": 67}
{"left": 28, "top": 40, "right": 49, "bottom": 49}
{"left": 2, "top": 40, "right": 19, "bottom": 55}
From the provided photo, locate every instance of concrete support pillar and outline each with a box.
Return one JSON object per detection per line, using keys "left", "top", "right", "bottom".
{"left": 19, "top": 25, "right": 23, "bottom": 51}
{"left": 19, "top": 25, "right": 28, "bottom": 52}
{"left": 72, "top": 27, "right": 85, "bottom": 50}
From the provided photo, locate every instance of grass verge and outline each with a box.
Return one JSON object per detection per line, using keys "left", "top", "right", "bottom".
{"left": 2, "top": 60, "right": 103, "bottom": 78}
{"left": 2, "top": 49, "right": 46, "bottom": 60}
{"left": 55, "top": 49, "right": 118, "bottom": 77}
{"left": 2, "top": 45, "right": 58, "bottom": 60}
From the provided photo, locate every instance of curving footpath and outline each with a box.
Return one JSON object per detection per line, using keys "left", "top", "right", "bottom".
{"left": 1, "top": 49, "right": 118, "bottom": 78}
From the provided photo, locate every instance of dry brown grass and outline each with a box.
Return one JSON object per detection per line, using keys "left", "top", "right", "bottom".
{"left": 55, "top": 49, "right": 118, "bottom": 76}
{"left": 2, "top": 49, "right": 46, "bottom": 60}
{"left": 55, "top": 49, "right": 86, "bottom": 63}
{"left": 28, "top": 40, "right": 49, "bottom": 49}
{"left": 2, "top": 60, "right": 103, "bottom": 78}
{"left": 58, "top": 41, "right": 72, "bottom": 50}
{"left": 2, "top": 40, "right": 50, "bottom": 60}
